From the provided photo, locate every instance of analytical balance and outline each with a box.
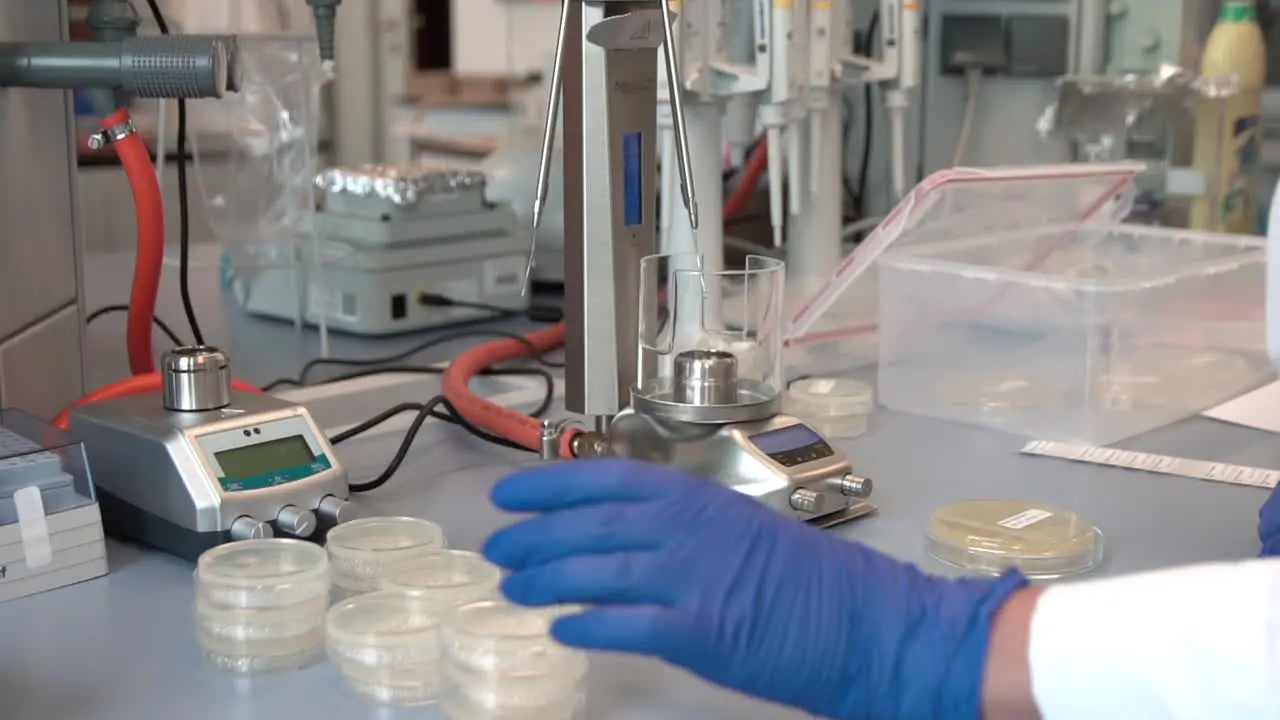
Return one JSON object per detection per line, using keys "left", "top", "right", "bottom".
{"left": 609, "top": 255, "right": 875, "bottom": 527}
{"left": 68, "top": 348, "right": 356, "bottom": 560}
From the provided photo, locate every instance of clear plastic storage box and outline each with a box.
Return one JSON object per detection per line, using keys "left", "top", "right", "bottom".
{"left": 789, "top": 164, "right": 1273, "bottom": 445}
{"left": 0, "top": 408, "right": 106, "bottom": 603}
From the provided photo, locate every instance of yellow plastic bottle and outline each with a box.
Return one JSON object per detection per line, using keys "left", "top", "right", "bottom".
{"left": 1189, "top": 1, "right": 1268, "bottom": 234}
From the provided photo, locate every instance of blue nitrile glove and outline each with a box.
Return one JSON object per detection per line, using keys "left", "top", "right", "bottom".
{"left": 483, "top": 459, "right": 1028, "bottom": 720}
{"left": 1261, "top": 484, "right": 1280, "bottom": 557}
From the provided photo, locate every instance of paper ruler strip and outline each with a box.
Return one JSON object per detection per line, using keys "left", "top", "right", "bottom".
{"left": 1020, "top": 441, "right": 1280, "bottom": 490}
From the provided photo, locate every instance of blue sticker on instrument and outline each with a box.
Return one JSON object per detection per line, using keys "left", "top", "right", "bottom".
{"left": 623, "top": 131, "right": 643, "bottom": 227}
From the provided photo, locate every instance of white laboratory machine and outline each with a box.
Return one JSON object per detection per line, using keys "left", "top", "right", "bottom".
{"left": 233, "top": 164, "right": 530, "bottom": 336}
{"left": 69, "top": 348, "right": 356, "bottom": 561}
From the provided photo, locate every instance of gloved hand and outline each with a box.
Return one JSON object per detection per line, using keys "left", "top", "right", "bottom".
{"left": 483, "top": 459, "right": 1028, "bottom": 720}
{"left": 1261, "top": 483, "right": 1280, "bottom": 557}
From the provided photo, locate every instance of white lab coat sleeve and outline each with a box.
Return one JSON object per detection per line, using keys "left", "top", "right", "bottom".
{"left": 1028, "top": 559, "right": 1280, "bottom": 720}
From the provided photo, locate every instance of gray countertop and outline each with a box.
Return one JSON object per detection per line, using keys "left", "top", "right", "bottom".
{"left": 4, "top": 251, "right": 1271, "bottom": 719}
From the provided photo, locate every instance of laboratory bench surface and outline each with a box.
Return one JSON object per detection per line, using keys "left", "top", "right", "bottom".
{"left": 5, "top": 252, "right": 1272, "bottom": 719}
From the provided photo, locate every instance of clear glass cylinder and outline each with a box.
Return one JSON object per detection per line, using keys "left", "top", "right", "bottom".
{"left": 635, "top": 254, "right": 785, "bottom": 411}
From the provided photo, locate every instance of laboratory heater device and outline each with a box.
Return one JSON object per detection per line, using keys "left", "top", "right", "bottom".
{"left": 69, "top": 348, "right": 356, "bottom": 560}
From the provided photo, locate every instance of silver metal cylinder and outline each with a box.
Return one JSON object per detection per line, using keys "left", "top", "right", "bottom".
{"left": 229, "top": 516, "right": 273, "bottom": 541}
{"left": 317, "top": 496, "right": 359, "bottom": 525}
{"left": 788, "top": 487, "right": 829, "bottom": 515}
{"left": 275, "top": 505, "right": 318, "bottom": 538}
{"left": 673, "top": 349, "right": 739, "bottom": 406}
{"left": 163, "top": 346, "right": 232, "bottom": 412}
{"left": 833, "top": 474, "right": 873, "bottom": 499}
{"left": 539, "top": 420, "right": 559, "bottom": 460}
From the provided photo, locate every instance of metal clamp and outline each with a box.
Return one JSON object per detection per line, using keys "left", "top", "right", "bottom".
{"left": 540, "top": 418, "right": 591, "bottom": 460}
{"left": 86, "top": 118, "right": 138, "bottom": 150}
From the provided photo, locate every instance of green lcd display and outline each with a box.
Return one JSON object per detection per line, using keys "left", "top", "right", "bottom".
{"left": 215, "top": 435, "right": 316, "bottom": 481}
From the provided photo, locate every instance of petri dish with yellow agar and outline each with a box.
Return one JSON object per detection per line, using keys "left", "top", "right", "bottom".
{"left": 925, "top": 499, "right": 1102, "bottom": 579}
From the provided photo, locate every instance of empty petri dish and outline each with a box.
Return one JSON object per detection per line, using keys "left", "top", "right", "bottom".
{"left": 197, "top": 538, "right": 330, "bottom": 608}
{"left": 326, "top": 517, "right": 447, "bottom": 594}
{"left": 443, "top": 601, "right": 587, "bottom": 678}
{"left": 925, "top": 500, "right": 1103, "bottom": 579}
{"left": 785, "top": 378, "right": 874, "bottom": 439}
{"left": 381, "top": 550, "right": 501, "bottom": 606}
{"left": 327, "top": 590, "right": 451, "bottom": 705}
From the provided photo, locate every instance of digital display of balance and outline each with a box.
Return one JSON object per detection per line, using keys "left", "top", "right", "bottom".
{"left": 68, "top": 347, "right": 355, "bottom": 560}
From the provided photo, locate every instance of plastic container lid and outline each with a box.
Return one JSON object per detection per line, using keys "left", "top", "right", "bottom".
{"left": 326, "top": 516, "right": 447, "bottom": 592}
{"left": 786, "top": 378, "right": 874, "bottom": 417}
{"left": 443, "top": 600, "right": 587, "bottom": 678}
{"left": 925, "top": 500, "right": 1103, "bottom": 579}
{"left": 196, "top": 539, "right": 330, "bottom": 607}
{"left": 381, "top": 550, "right": 501, "bottom": 606}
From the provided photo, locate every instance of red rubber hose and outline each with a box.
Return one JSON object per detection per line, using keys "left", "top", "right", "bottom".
{"left": 55, "top": 110, "right": 265, "bottom": 431}
{"left": 442, "top": 324, "right": 577, "bottom": 456}
{"left": 723, "top": 137, "right": 768, "bottom": 221}
{"left": 104, "top": 108, "right": 166, "bottom": 376}
{"left": 54, "top": 373, "right": 263, "bottom": 430}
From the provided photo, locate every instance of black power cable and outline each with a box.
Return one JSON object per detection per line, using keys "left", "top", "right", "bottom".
{"left": 261, "top": 329, "right": 566, "bottom": 391}
{"left": 857, "top": 10, "right": 881, "bottom": 219}
{"left": 86, "top": 304, "right": 185, "bottom": 347}
{"left": 344, "top": 393, "right": 538, "bottom": 494}
{"left": 144, "top": 0, "right": 204, "bottom": 346}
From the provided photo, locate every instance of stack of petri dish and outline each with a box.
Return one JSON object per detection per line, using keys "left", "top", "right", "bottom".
{"left": 195, "top": 539, "right": 331, "bottom": 673}
{"left": 325, "top": 516, "right": 447, "bottom": 598}
{"left": 442, "top": 600, "right": 588, "bottom": 719}
{"left": 326, "top": 590, "right": 452, "bottom": 705}
{"left": 325, "top": 551, "right": 504, "bottom": 705}
{"left": 380, "top": 549, "right": 501, "bottom": 606}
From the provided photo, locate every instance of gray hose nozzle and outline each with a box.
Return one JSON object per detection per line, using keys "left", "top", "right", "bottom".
{"left": 0, "top": 35, "right": 229, "bottom": 99}
{"left": 306, "top": 0, "right": 342, "bottom": 64}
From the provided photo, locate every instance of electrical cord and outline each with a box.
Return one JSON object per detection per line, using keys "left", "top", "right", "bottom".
{"left": 345, "top": 394, "right": 538, "bottom": 494}
{"left": 261, "top": 329, "right": 567, "bottom": 391}
{"left": 857, "top": 10, "right": 880, "bottom": 218}
{"left": 86, "top": 304, "right": 185, "bottom": 347}
{"left": 348, "top": 396, "right": 446, "bottom": 493}
{"left": 144, "top": 0, "right": 204, "bottom": 346}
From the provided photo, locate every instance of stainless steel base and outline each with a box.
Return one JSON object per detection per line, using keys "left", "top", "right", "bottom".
{"left": 609, "top": 408, "right": 874, "bottom": 527}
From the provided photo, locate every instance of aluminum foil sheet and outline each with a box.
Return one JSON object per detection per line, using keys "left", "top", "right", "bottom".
{"left": 315, "top": 163, "right": 487, "bottom": 206}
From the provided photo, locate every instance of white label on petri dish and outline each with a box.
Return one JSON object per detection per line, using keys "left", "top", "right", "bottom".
{"left": 996, "top": 508, "right": 1054, "bottom": 530}
{"left": 808, "top": 380, "right": 837, "bottom": 395}
{"left": 1021, "top": 441, "right": 1280, "bottom": 490}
